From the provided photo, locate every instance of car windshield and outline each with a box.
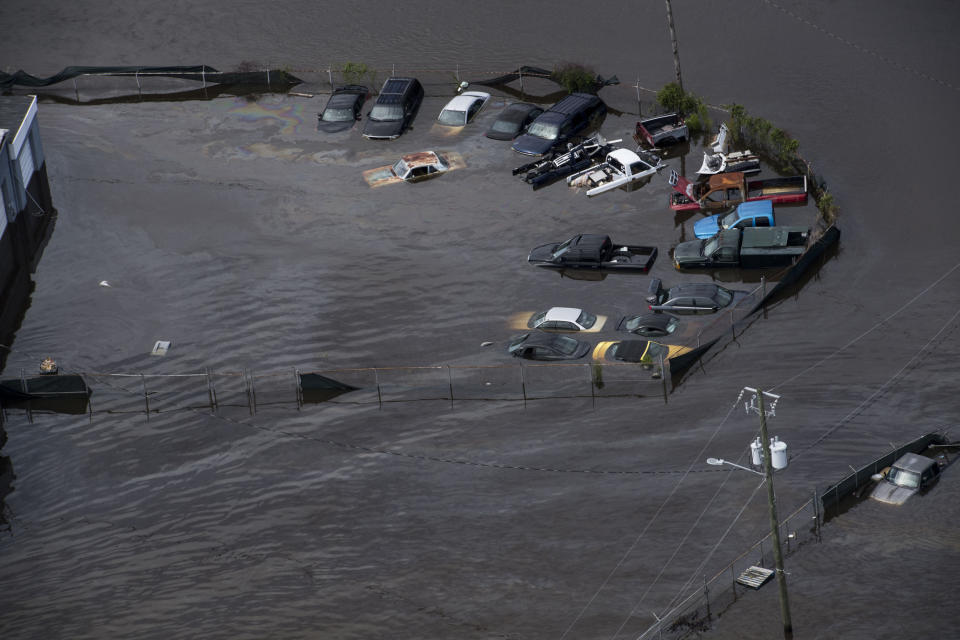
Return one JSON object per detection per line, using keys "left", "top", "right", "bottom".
{"left": 491, "top": 119, "right": 519, "bottom": 133}
{"left": 322, "top": 108, "right": 355, "bottom": 122}
{"left": 714, "top": 287, "right": 733, "bottom": 307}
{"left": 703, "top": 236, "right": 720, "bottom": 256}
{"left": 553, "top": 335, "right": 581, "bottom": 355}
{"left": 438, "top": 109, "right": 466, "bottom": 126}
{"left": 626, "top": 316, "right": 677, "bottom": 334}
{"left": 370, "top": 104, "right": 403, "bottom": 121}
{"left": 528, "top": 311, "right": 548, "bottom": 329}
{"left": 392, "top": 160, "right": 408, "bottom": 178}
{"left": 526, "top": 121, "right": 559, "bottom": 140}
{"left": 887, "top": 467, "right": 921, "bottom": 488}
{"left": 507, "top": 334, "right": 530, "bottom": 352}
{"left": 720, "top": 211, "right": 740, "bottom": 228}
{"left": 551, "top": 238, "right": 573, "bottom": 259}
{"left": 576, "top": 310, "right": 597, "bottom": 329}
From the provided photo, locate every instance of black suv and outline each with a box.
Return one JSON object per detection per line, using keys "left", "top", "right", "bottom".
{"left": 362, "top": 77, "right": 424, "bottom": 140}
{"left": 511, "top": 92, "right": 606, "bottom": 156}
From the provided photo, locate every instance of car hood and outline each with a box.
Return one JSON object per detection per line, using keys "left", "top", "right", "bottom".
{"left": 363, "top": 118, "right": 404, "bottom": 139}
{"left": 512, "top": 133, "right": 554, "bottom": 156}
{"left": 869, "top": 481, "right": 917, "bottom": 505}
{"left": 527, "top": 242, "right": 560, "bottom": 264}
{"left": 673, "top": 239, "right": 704, "bottom": 263}
{"left": 317, "top": 120, "right": 355, "bottom": 133}
{"left": 485, "top": 128, "right": 516, "bottom": 141}
{"left": 694, "top": 215, "right": 722, "bottom": 239}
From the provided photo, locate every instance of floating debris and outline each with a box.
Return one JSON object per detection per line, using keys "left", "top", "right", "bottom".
{"left": 151, "top": 340, "right": 171, "bottom": 356}
{"left": 98, "top": 280, "right": 111, "bottom": 287}
{"left": 39, "top": 357, "right": 58, "bottom": 375}
{"left": 480, "top": 341, "right": 493, "bottom": 347}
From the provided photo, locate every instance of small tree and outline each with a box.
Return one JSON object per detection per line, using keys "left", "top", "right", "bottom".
{"left": 342, "top": 61, "right": 375, "bottom": 87}
{"left": 552, "top": 63, "right": 598, "bottom": 94}
{"left": 656, "top": 82, "right": 711, "bottom": 135}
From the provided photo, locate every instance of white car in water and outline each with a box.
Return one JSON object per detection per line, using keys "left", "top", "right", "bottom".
{"left": 436, "top": 91, "right": 490, "bottom": 126}
{"left": 511, "top": 306, "right": 607, "bottom": 333}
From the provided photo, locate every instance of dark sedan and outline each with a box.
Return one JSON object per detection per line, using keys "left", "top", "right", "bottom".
{"left": 646, "top": 278, "right": 746, "bottom": 315}
{"left": 485, "top": 102, "right": 544, "bottom": 141}
{"left": 507, "top": 333, "right": 591, "bottom": 361}
{"left": 617, "top": 313, "right": 680, "bottom": 337}
{"left": 317, "top": 85, "right": 368, "bottom": 133}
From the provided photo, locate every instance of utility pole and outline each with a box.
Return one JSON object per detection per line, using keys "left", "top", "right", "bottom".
{"left": 756, "top": 388, "right": 794, "bottom": 639}
{"left": 664, "top": 0, "right": 684, "bottom": 91}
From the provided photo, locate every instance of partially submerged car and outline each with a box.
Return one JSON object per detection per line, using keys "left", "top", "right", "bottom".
{"left": 616, "top": 313, "right": 680, "bottom": 338}
{"left": 486, "top": 102, "right": 544, "bottom": 140}
{"left": 362, "top": 151, "right": 465, "bottom": 187}
{"left": 507, "top": 333, "right": 591, "bottom": 361}
{"left": 870, "top": 452, "right": 943, "bottom": 505}
{"left": 512, "top": 92, "right": 606, "bottom": 156}
{"left": 317, "top": 84, "right": 368, "bottom": 132}
{"left": 592, "top": 339, "right": 691, "bottom": 364}
{"left": 437, "top": 91, "right": 490, "bottom": 126}
{"left": 362, "top": 76, "right": 424, "bottom": 140}
{"left": 512, "top": 307, "right": 607, "bottom": 333}
{"left": 566, "top": 148, "right": 663, "bottom": 197}
{"left": 646, "top": 278, "right": 745, "bottom": 314}
{"left": 694, "top": 200, "right": 775, "bottom": 239}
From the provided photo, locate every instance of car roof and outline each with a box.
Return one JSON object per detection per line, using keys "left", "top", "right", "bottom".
{"left": 736, "top": 200, "right": 773, "bottom": 217}
{"left": 629, "top": 313, "right": 674, "bottom": 329}
{"left": 379, "top": 77, "right": 419, "bottom": 94}
{"left": 399, "top": 151, "right": 441, "bottom": 168}
{"left": 501, "top": 102, "right": 539, "bottom": 117}
{"left": 892, "top": 452, "right": 936, "bottom": 473}
{"left": 543, "top": 307, "right": 584, "bottom": 323}
{"left": 441, "top": 92, "right": 488, "bottom": 112}
{"left": 517, "top": 332, "right": 578, "bottom": 348}
{"left": 326, "top": 92, "right": 362, "bottom": 108}
{"left": 666, "top": 283, "right": 727, "bottom": 297}
{"left": 607, "top": 148, "right": 642, "bottom": 164}
{"left": 610, "top": 340, "right": 653, "bottom": 362}
{"left": 547, "top": 92, "right": 601, "bottom": 115}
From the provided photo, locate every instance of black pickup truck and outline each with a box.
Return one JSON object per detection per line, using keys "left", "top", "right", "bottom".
{"left": 527, "top": 234, "right": 658, "bottom": 273}
{"left": 673, "top": 226, "right": 809, "bottom": 269}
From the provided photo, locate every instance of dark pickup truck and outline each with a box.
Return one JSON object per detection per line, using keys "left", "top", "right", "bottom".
{"left": 528, "top": 234, "right": 657, "bottom": 273}
{"left": 673, "top": 226, "right": 809, "bottom": 269}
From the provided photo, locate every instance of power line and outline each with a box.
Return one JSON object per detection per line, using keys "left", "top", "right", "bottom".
{"left": 558, "top": 393, "right": 743, "bottom": 640}
{"left": 760, "top": 0, "right": 959, "bottom": 92}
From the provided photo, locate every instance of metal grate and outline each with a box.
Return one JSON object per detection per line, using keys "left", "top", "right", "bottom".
{"left": 736, "top": 565, "right": 774, "bottom": 589}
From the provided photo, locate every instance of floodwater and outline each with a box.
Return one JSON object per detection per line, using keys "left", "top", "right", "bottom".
{"left": 2, "top": 1, "right": 960, "bottom": 638}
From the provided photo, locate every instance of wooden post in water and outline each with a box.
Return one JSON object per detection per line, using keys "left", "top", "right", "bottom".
{"left": 664, "top": 0, "right": 684, "bottom": 92}
{"left": 374, "top": 368, "right": 382, "bottom": 410}
{"left": 520, "top": 365, "right": 527, "bottom": 408}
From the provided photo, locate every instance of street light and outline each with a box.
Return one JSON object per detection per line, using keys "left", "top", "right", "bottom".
{"left": 706, "top": 457, "right": 763, "bottom": 476}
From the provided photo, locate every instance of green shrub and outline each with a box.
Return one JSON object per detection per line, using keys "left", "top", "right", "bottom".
{"left": 591, "top": 364, "right": 605, "bottom": 389}
{"left": 342, "top": 61, "right": 374, "bottom": 87}
{"left": 656, "top": 83, "right": 711, "bottom": 135}
{"left": 552, "top": 63, "right": 597, "bottom": 94}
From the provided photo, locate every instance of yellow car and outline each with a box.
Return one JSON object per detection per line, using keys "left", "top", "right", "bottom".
{"left": 592, "top": 339, "right": 691, "bottom": 365}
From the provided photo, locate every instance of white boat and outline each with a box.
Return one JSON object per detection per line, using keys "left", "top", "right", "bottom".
{"left": 567, "top": 148, "right": 663, "bottom": 197}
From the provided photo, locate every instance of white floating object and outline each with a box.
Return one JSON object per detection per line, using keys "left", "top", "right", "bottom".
{"left": 151, "top": 340, "right": 171, "bottom": 356}
{"left": 99, "top": 280, "right": 111, "bottom": 287}
{"left": 481, "top": 341, "right": 493, "bottom": 347}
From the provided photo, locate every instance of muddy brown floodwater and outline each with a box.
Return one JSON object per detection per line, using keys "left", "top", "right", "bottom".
{"left": 1, "top": 2, "right": 959, "bottom": 639}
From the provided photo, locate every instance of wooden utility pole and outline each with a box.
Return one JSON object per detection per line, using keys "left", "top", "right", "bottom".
{"left": 664, "top": 0, "right": 684, "bottom": 91}
{"left": 757, "top": 389, "right": 794, "bottom": 639}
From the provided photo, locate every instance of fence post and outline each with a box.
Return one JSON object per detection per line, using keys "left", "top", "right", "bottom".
{"left": 704, "top": 574, "right": 711, "bottom": 620}
{"left": 456, "top": 63, "right": 460, "bottom": 83}
{"left": 328, "top": 67, "right": 333, "bottom": 90}
{"left": 520, "top": 365, "right": 527, "bottom": 408}
{"left": 374, "top": 368, "right": 382, "bottom": 410}
{"left": 206, "top": 367, "right": 217, "bottom": 414}
{"left": 202, "top": 67, "right": 206, "bottom": 88}
{"left": 447, "top": 365, "right": 454, "bottom": 409}
{"left": 73, "top": 77, "right": 79, "bottom": 101}
{"left": 761, "top": 275, "right": 766, "bottom": 300}
{"left": 589, "top": 363, "right": 595, "bottom": 409}
{"left": 519, "top": 67, "right": 524, "bottom": 94}
{"left": 295, "top": 367, "right": 303, "bottom": 410}
{"left": 142, "top": 373, "right": 150, "bottom": 421}
{"left": 135, "top": 70, "right": 141, "bottom": 95}
{"left": 19, "top": 368, "right": 32, "bottom": 424}
{"left": 266, "top": 68, "right": 271, "bottom": 88}
{"left": 250, "top": 370, "right": 257, "bottom": 414}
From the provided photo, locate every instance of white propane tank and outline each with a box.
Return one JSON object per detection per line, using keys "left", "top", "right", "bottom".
{"left": 770, "top": 437, "right": 788, "bottom": 470}
{"left": 750, "top": 437, "right": 763, "bottom": 466}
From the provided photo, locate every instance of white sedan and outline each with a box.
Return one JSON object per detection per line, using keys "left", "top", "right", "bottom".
{"left": 437, "top": 91, "right": 490, "bottom": 126}
{"left": 511, "top": 307, "right": 607, "bottom": 333}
